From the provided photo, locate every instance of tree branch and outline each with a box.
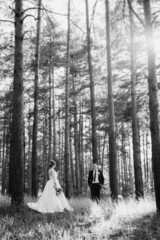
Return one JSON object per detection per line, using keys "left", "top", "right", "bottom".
{"left": 23, "top": 7, "right": 40, "bottom": 14}
{"left": 42, "top": 6, "right": 67, "bottom": 16}
{"left": 0, "top": 20, "right": 14, "bottom": 24}
{"left": 23, "top": 30, "right": 32, "bottom": 39}
{"left": 70, "top": 19, "right": 85, "bottom": 34}
{"left": 9, "top": 5, "right": 15, "bottom": 13}
{"left": 90, "top": 0, "right": 99, "bottom": 31}
{"left": 23, "top": 6, "right": 67, "bottom": 16}
{"left": 22, "top": 14, "right": 36, "bottom": 21}
{"left": 127, "top": 0, "right": 144, "bottom": 27}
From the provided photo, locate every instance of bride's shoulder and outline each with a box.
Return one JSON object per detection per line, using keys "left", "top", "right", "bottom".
{"left": 49, "top": 167, "right": 56, "bottom": 174}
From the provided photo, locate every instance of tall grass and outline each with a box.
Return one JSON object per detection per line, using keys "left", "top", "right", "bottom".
{"left": 102, "top": 195, "right": 156, "bottom": 235}
{"left": 0, "top": 194, "right": 159, "bottom": 240}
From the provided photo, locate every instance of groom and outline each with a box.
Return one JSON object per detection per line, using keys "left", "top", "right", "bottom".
{"left": 88, "top": 163, "right": 104, "bottom": 203}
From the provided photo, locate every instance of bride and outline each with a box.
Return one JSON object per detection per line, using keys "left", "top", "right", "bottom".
{"left": 27, "top": 160, "right": 73, "bottom": 213}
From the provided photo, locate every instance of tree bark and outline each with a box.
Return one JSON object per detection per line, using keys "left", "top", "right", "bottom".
{"left": 143, "top": 0, "right": 160, "bottom": 212}
{"left": 72, "top": 78, "right": 80, "bottom": 194}
{"left": 31, "top": 0, "right": 42, "bottom": 197}
{"left": 1, "top": 128, "right": 6, "bottom": 195}
{"left": 64, "top": 0, "right": 71, "bottom": 198}
{"left": 105, "top": 0, "right": 118, "bottom": 200}
{"left": 52, "top": 66, "right": 57, "bottom": 162}
{"left": 129, "top": 0, "right": 144, "bottom": 199}
{"left": 27, "top": 116, "right": 32, "bottom": 195}
{"left": 79, "top": 101, "right": 85, "bottom": 193}
{"left": 69, "top": 126, "right": 75, "bottom": 194}
{"left": 48, "top": 67, "right": 52, "bottom": 163}
{"left": 9, "top": 0, "right": 24, "bottom": 206}
{"left": 85, "top": 0, "right": 98, "bottom": 164}
{"left": 121, "top": 122, "right": 127, "bottom": 196}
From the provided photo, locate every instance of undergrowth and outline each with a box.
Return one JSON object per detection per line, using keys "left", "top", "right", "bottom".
{"left": 0, "top": 194, "right": 159, "bottom": 240}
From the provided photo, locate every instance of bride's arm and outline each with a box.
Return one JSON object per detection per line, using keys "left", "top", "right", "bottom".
{"left": 51, "top": 169, "right": 58, "bottom": 188}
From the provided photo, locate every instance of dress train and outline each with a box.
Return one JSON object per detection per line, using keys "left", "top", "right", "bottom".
{"left": 27, "top": 168, "right": 73, "bottom": 213}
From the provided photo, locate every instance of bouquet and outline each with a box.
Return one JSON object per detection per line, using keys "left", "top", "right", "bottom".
{"left": 55, "top": 187, "right": 63, "bottom": 196}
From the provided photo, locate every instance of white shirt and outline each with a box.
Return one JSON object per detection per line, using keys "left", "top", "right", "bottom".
{"left": 92, "top": 170, "right": 99, "bottom": 183}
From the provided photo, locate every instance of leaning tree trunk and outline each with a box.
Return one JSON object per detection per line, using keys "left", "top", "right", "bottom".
{"left": 31, "top": 0, "right": 42, "bottom": 197}
{"left": 105, "top": 0, "right": 118, "bottom": 200}
{"left": 9, "top": 0, "right": 24, "bottom": 206}
{"left": 85, "top": 0, "right": 98, "bottom": 164}
{"left": 129, "top": 1, "right": 144, "bottom": 199}
{"left": 143, "top": 0, "right": 160, "bottom": 213}
{"left": 64, "top": 0, "right": 71, "bottom": 198}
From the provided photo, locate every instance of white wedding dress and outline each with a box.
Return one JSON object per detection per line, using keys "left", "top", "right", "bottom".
{"left": 27, "top": 168, "right": 73, "bottom": 213}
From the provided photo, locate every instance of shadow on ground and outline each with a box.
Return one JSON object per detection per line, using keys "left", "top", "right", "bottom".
{"left": 1, "top": 205, "right": 160, "bottom": 240}
{"left": 109, "top": 214, "right": 160, "bottom": 240}
{"left": 0, "top": 205, "right": 76, "bottom": 239}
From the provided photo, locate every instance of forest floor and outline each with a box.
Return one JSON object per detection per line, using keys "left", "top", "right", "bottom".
{"left": 0, "top": 194, "right": 160, "bottom": 240}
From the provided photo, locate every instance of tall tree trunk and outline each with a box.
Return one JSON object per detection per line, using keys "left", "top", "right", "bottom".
{"left": 105, "top": 0, "right": 118, "bottom": 200}
{"left": 6, "top": 128, "right": 10, "bottom": 194}
{"left": 52, "top": 66, "right": 57, "bottom": 162}
{"left": 128, "top": 128, "right": 134, "bottom": 196}
{"left": 121, "top": 122, "right": 127, "bottom": 196}
{"left": 1, "top": 128, "right": 6, "bottom": 195}
{"left": 42, "top": 115, "right": 48, "bottom": 188}
{"left": 142, "top": 133, "right": 146, "bottom": 182}
{"left": 129, "top": 1, "right": 144, "bottom": 199}
{"left": 85, "top": 0, "right": 98, "bottom": 164}
{"left": 48, "top": 68, "right": 52, "bottom": 162}
{"left": 101, "top": 131, "right": 107, "bottom": 170}
{"left": 58, "top": 108, "right": 61, "bottom": 173}
{"left": 64, "top": 0, "right": 71, "bottom": 198}
{"left": 146, "top": 130, "right": 150, "bottom": 190}
{"left": 69, "top": 126, "right": 75, "bottom": 194}
{"left": 31, "top": 0, "right": 42, "bottom": 197}
{"left": 79, "top": 101, "right": 84, "bottom": 193}
{"left": 143, "top": 0, "right": 160, "bottom": 212}
{"left": 61, "top": 131, "right": 65, "bottom": 188}
{"left": 72, "top": 78, "right": 80, "bottom": 194}
{"left": 27, "top": 116, "right": 32, "bottom": 195}
{"left": 9, "top": 0, "right": 24, "bottom": 205}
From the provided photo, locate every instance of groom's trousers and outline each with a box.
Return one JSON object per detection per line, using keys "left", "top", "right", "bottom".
{"left": 90, "top": 183, "right": 101, "bottom": 202}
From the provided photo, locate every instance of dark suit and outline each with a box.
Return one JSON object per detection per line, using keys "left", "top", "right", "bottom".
{"left": 88, "top": 169, "right": 104, "bottom": 202}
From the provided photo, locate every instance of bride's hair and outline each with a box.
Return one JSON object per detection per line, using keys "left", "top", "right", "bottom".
{"left": 48, "top": 160, "right": 56, "bottom": 168}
